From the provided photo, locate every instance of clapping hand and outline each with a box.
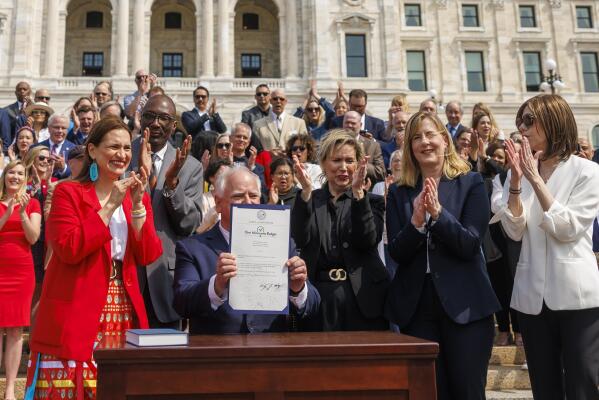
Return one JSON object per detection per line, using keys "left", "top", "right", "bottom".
{"left": 505, "top": 139, "right": 522, "bottom": 184}
{"left": 268, "top": 184, "right": 279, "bottom": 205}
{"left": 201, "top": 149, "right": 211, "bottom": 172}
{"left": 247, "top": 146, "right": 257, "bottom": 170}
{"left": 519, "top": 136, "right": 542, "bottom": 182}
{"left": 411, "top": 191, "right": 426, "bottom": 228}
{"left": 209, "top": 99, "right": 217, "bottom": 115}
{"left": 164, "top": 134, "right": 192, "bottom": 190}
{"left": 138, "top": 128, "right": 153, "bottom": 179}
{"left": 129, "top": 170, "right": 148, "bottom": 208}
{"left": 423, "top": 177, "right": 442, "bottom": 220}
{"left": 17, "top": 193, "right": 31, "bottom": 215}
{"left": 351, "top": 156, "right": 369, "bottom": 199}
{"left": 293, "top": 155, "right": 312, "bottom": 201}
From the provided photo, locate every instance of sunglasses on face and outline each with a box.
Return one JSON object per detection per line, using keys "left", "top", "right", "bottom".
{"left": 141, "top": 111, "right": 175, "bottom": 125}
{"left": 36, "top": 96, "right": 51, "bottom": 101}
{"left": 271, "top": 97, "right": 286, "bottom": 102}
{"left": 31, "top": 110, "right": 46, "bottom": 116}
{"left": 306, "top": 107, "right": 320, "bottom": 113}
{"left": 255, "top": 92, "right": 270, "bottom": 97}
{"left": 194, "top": 94, "right": 208, "bottom": 100}
{"left": 518, "top": 113, "right": 536, "bottom": 129}
{"left": 38, "top": 155, "right": 49, "bottom": 161}
{"left": 216, "top": 142, "right": 231, "bottom": 150}
{"left": 291, "top": 145, "right": 306, "bottom": 152}
{"left": 135, "top": 75, "right": 148, "bottom": 81}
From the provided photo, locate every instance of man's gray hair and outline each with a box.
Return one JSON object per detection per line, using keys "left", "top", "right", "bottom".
{"left": 446, "top": 101, "right": 463, "bottom": 113}
{"left": 214, "top": 165, "right": 261, "bottom": 197}
{"left": 232, "top": 122, "right": 252, "bottom": 138}
{"left": 48, "top": 113, "right": 69, "bottom": 126}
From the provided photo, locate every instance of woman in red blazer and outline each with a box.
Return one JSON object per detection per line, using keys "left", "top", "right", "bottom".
{"left": 25, "top": 117, "right": 162, "bottom": 400}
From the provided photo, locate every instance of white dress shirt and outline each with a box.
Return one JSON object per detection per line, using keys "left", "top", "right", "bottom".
{"left": 152, "top": 143, "right": 168, "bottom": 175}
{"left": 196, "top": 107, "right": 211, "bottom": 131}
{"left": 109, "top": 205, "right": 128, "bottom": 261}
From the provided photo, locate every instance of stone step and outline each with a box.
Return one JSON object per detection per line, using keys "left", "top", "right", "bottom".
{"left": 0, "top": 376, "right": 26, "bottom": 400}
{"left": 486, "top": 389, "right": 534, "bottom": 399}
{"left": 487, "top": 365, "right": 531, "bottom": 391}
{"left": 490, "top": 345, "right": 527, "bottom": 366}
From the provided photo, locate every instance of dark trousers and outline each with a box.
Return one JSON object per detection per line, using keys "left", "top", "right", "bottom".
{"left": 142, "top": 284, "right": 181, "bottom": 330}
{"left": 403, "top": 276, "right": 494, "bottom": 400}
{"left": 487, "top": 257, "right": 519, "bottom": 333}
{"left": 518, "top": 304, "right": 599, "bottom": 400}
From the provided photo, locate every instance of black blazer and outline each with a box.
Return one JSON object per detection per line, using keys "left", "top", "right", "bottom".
{"left": 291, "top": 189, "right": 390, "bottom": 319}
{"left": 385, "top": 172, "right": 500, "bottom": 328}
{"left": 181, "top": 110, "right": 227, "bottom": 139}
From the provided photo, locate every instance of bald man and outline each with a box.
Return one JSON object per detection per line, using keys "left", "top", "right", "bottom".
{"left": 253, "top": 88, "right": 307, "bottom": 155}
{"left": 129, "top": 94, "right": 204, "bottom": 329}
{"left": 343, "top": 111, "right": 386, "bottom": 183}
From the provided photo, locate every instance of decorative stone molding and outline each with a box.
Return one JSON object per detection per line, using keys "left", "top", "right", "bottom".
{"left": 343, "top": 0, "right": 364, "bottom": 6}
{"left": 0, "top": 14, "right": 6, "bottom": 35}
{"left": 548, "top": 0, "right": 561, "bottom": 8}
{"left": 434, "top": 0, "right": 448, "bottom": 8}
{"left": 335, "top": 13, "right": 376, "bottom": 32}
{"left": 490, "top": 0, "right": 505, "bottom": 9}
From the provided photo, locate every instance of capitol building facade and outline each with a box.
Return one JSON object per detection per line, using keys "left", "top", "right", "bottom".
{"left": 0, "top": 0, "right": 598, "bottom": 141}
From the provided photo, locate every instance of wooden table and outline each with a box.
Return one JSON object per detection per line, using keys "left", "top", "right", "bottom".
{"left": 95, "top": 331, "right": 438, "bottom": 400}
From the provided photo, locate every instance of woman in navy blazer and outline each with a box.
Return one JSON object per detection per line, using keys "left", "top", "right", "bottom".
{"left": 385, "top": 112, "right": 500, "bottom": 400}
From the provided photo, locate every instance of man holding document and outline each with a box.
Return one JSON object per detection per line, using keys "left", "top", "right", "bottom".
{"left": 173, "top": 166, "right": 320, "bottom": 334}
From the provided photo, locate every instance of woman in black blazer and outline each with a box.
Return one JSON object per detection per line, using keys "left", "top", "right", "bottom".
{"left": 385, "top": 112, "right": 500, "bottom": 400}
{"left": 291, "top": 129, "right": 390, "bottom": 331}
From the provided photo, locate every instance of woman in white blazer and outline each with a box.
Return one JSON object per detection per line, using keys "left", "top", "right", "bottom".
{"left": 496, "top": 94, "right": 599, "bottom": 399}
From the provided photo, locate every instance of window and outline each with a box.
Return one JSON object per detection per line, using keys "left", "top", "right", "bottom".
{"left": 165, "top": 12, "right": 182, "bottom": 29}
{"left": 462, "top": 4, "right": 479, "bottom": 27}
{"left": 405, "top": 4, "right": 422, "bottom": 27}
{"left": 519, "top": 5, "right": 536, "bottom": 28}
{"left": 82, "top": 52, "right": 103, "bottom": 76}
{"left": 86, "top": 11, "right": 103, "bottom": 28}
{"left": 241, "top": 54, "right": 261, "bottom": 77}
{"left": 523, "top": 52, "right": 542, "bottom": 92}
{"left": 592, "top": 125, "right": 599, "bottom": 150}
{"left": 243, "top": 13, "right": 259, "bottom": 30}
{"left": 581, "top": 52, "right": 599, "bottom": 92}
{"left": 406, "top": 51, "right": 427, "bottom": 91}
{"left": 162, "top": 53, "right": 183, "bottom": 77}
{"left": 465, "top": 51, "right": 486, "bottom": 91}
{"left": 576, "top": 6, "right": 593, "bottom": 29}
{"left": 345, "top": 34, "right": 367, "bottom": 77}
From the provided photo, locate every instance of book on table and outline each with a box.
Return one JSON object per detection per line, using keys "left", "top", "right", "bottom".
{"left": 126, "top": 329, "right": 189, "bottom": 347}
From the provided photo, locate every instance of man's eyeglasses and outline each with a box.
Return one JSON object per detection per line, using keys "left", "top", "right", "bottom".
{"left": 216, "top": 143, "right": 231, "bottom": 150}
{"left": 141, "top": 111, "right": 175, "bottom": 125}
{"left": 517, "top": 113, "right": 535, "bottom": 129}
{"left": 194, "top": 94, "right": 208, "bottom": 100}
{"left": 95, "top": 92, "right": 110, "bottom": 97}
{"left": 135, "top": 75, "right": 149, "bottom": 81}
{"left": 306, "top": 107, "right": 320, "bottom": 113}
{"left": 291, "top": 145, "right": 306, "bottom": 152}
{"left": 36, "top": 96, "right": 51, "bottom": 101}
{"left": 271, "top": 97, "right": 287, "bottom": 102}
{"left": 255, "top": 92, "right": 270, "bottom": 97}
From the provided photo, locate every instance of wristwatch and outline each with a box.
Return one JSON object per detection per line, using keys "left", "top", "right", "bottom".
{"left": 162, "top": 186, "right": 176, "bottom": 199}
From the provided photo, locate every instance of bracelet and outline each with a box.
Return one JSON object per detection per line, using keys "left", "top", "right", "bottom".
{"left": 509, "top": 187, "right": 522, "bottom": 195}
{"left": 131, "top": 211, "right": 147, "bottom": 219}
{"left": 131, "top": 207, "right": 146, "bottom": 216}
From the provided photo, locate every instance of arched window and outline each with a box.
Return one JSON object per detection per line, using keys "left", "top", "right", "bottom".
{"left": 165, "top": 12, "right": 182, "bottom": 29}
{"left": 86, "top": 11, "right": 103, "bottom": 28}
{"left": 592, "top": 124, "right": 599, "bottom": 149}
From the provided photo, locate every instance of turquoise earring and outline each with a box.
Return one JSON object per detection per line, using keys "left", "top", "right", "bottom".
{"left": 89, "top": 161, "right": 99, "bottom": 182}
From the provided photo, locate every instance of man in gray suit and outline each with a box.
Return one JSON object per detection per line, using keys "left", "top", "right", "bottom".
{"left": 130, "top": 94, "right": 204, "bottom": 328}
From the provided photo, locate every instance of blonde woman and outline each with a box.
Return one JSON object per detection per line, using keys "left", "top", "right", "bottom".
{"left": 0, "top": 160, "right": 41, "bottom": 400}
{"left": 385, "top": 111, "right": 500, "bottom": 399}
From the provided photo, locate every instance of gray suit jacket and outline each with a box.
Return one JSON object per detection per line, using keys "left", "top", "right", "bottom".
{"left": 130, "top": 139, "right": 204, "bottom": 323}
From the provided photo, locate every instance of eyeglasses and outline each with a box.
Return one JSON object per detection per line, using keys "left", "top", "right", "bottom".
{"left": 141, "top": 111, "right": 175, "bottom": 125}
{"left": 517, "top": 113, "right": 536, "bottom": 129}
{"left": 274, "top": 171, "right": 292, "bottom": 177}
{"left": 291, "top": 145, "right": 306, "bottom": 152}
{"left": 255, "top": 92, "right": 270, "bottom": 97}
{"left": 38, "top": 155, "right": 49, "bottom": 161}
{"left": 194, "top": 94, "right": 208, "bottom": 100}
{"left": 216, "top": 143, "right": 231, "bottom": 150}
{"left": 36, "top": 96, "right": 51, "bottom": 101}
{"left": 31, "top": 110, "right": 47, "bottom": 116}
{"left": 306, "top": 107, "right": 320, "bottom": 113}
{"left": 271, "top": 97, "right": 287, "bottom": 102}
{"left": 95, "top": 92, "right": 110, "bottom": 97}
{"left": 135, "top": 75, "right": 148, "bottom": 81}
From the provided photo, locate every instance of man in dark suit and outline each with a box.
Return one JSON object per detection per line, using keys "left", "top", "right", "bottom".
{"left": 34, "top": 114, "right": 75, "bottom": 179}
{"left": 445, "top": 101, "right": 467, "bottom": 138}
{"left": 2, "top": 81, "right": 32, "bottom": 151}
{"left": 181, "top": 86, "right": 227, "bottom": 139}
{"left": 230, "top": 122, "right": 267, "bottom": 192}
{"left": 330, "top": 89, "right": 386, "bottom": 141}
{"left": 173, "top": 166, "right": 320, "bottom": 334}
{"left": 131, "top": 95, "right": 204, "bottom": 329}
{"left": 66, "top": 106, "right": 95, "bottom": 145}
{"left": 343, "top": 111, "right": 386, "bottom": 184}
{"left": 240, "top": 84, "right": 272, "bottom": 152}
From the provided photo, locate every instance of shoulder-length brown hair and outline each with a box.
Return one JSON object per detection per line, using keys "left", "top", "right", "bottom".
{"left": 286, "top": 133, "right": 317, "bottom": 162}
{"left": 75, "top": 116, "right": 131, "bottom": 183}
{"left": 515, "top": 94, "right": 577, "bottom": 161}
{"left": 400, "top": 112, "right": 471, "bottom": 187}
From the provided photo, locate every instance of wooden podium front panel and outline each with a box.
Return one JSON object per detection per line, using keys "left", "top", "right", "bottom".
{"left": 95, "top": 331, "right": 438, "bottom": 400}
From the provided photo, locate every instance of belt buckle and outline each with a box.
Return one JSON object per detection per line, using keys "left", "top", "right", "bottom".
{"left": 328, "top": 268, "right": 347, "bottom": 281}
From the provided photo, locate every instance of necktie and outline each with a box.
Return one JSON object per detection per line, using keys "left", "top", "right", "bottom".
{"left": 51, "top": 143, "right": 59, "bottom": 155}
{"left": 149, "top": 153, "right": 158, "bottom": 193}
{"left": 277, "top": 117, "right": 283, "bottom": 134}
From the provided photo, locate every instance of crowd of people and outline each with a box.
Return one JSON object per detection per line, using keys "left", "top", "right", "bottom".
{"left": 0, "top": 74, "right": 598, "bottom": 400}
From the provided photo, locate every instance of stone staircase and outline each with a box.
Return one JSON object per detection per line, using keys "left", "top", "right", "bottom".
{"left": 1, "top": 334, "right": 533, "bottom": 399}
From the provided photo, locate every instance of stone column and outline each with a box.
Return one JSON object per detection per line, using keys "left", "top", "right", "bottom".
{"left": 312, "top": 0, "right": 330, "bottom": 78}
{"left": 285, "top": 0, "right": 298, "bottom": 78}
{"left": 202, "top": 0, "right": 214, "bottom": 77}
{"left": 217, "top": 0, "right": 230, "bottom": 77}
{"left": 380, "top": 0, "right": 401, "bottom": 87}
{"left": 44, "top": 0, "right": 59, "bottom": 77}
{"left": 115, "top": 0, "right": 130, "bottom": 76}
{"left": 132, "top": 0, "right": 145, "bottom": 71}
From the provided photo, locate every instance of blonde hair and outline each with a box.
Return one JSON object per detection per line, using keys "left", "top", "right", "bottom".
{"left": 400, "top": 112, "right": 471, "bottom": 187}
{"left": 471, "top": 111, "right": 497, "bottom": 143}
{"left": 22, "top": 146, "right": 50, "bottom": 178}
{"left": 318, "top": 129, "right": 364, "bottom": 172}
{"left": 302, "top": 98, "right": 325, "bottom": 127}
{"left": 391, "top": 93, "right": 410, "bottom": 112}
{"left": 0, "top": 160, "right": 28, "bottom": 200}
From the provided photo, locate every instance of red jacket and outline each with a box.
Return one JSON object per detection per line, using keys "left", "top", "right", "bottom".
{"left": 30, "top": 181, "right": 162, "bottom": 361}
